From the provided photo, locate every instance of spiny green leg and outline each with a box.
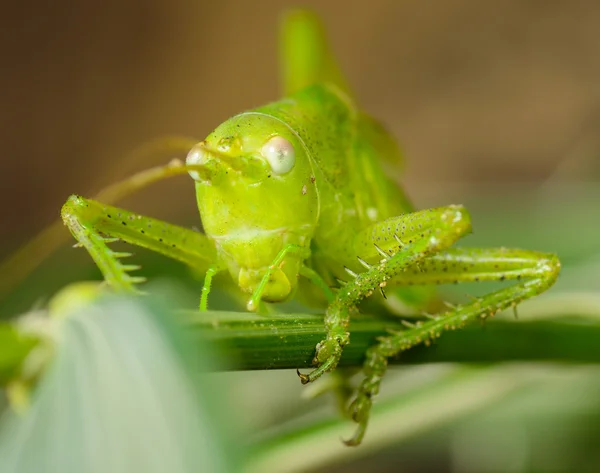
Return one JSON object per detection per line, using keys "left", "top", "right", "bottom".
{"left": 389, "top": 247, "right": 560, "bottom": 287}
{"left": 345, "top": 247, "right": 561, "bottom": 446}
{"left": 61, "top": 195, "right": 218, "bottom": 292}
{"left": 298, "top": 205, "right": 473, "bottom": 385}
{"left": 247, "top": 244, "right": 311, "bottom": 311}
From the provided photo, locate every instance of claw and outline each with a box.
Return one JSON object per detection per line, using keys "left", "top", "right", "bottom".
{"left": 343, "top": 421, "right": 368, "bottom": 447}
{"left": 296, "top": 368, "right": 310, "bottom": 385}
{"left": 296, "top": 354, "right": 340, "bottom": 385}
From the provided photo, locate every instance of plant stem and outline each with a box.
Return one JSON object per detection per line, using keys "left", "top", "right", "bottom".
{"left": 188, "top": 310, "right": 600, "bottom": 370}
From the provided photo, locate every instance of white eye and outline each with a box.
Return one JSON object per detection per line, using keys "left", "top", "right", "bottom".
{"left": 185, "top": 143, "right": 209, "bottom": 181}
{"left": 261, "top": 136, "right": 295, "bottom": 175}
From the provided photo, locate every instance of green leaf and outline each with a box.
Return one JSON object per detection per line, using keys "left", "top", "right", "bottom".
{"left": 0, "top": 289, "right": 242, "bottom": 473}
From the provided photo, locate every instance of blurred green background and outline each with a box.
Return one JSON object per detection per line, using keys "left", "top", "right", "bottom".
{"left": 0, "top": 1, "right": 599, "bottom": 472}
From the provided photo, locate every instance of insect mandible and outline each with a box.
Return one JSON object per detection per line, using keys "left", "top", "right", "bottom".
{"left": 58, "top": 10, "right": 561, "bottom": 445}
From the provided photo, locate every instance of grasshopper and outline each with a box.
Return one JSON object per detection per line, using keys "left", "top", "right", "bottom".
{"left": 57, "top": 10, "right": 560, "bottom": 445}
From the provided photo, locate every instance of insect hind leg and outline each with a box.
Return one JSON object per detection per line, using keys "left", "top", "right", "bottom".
{"left": 345, "top": 247, "right": 560, "bottom": 446}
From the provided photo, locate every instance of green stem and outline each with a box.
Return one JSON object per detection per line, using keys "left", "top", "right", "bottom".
{"left": 4, "top": 299, "right": 600, "bottom": 385}
{"left": 187, "top": 310, "right": 600, "bottom": 370}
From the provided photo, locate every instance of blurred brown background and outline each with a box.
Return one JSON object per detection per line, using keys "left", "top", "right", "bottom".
{"left": 0, "top": 0, "right": 599, "bottom": 256}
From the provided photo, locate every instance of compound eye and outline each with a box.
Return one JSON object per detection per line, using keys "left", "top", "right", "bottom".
{"left": 185, "top": 143, "right": 209, "bottom": 181}
{"left": 261, "top": 136, "right": 295, "bottom": 175}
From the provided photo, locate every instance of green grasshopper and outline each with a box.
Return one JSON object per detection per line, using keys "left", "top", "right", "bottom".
{"left": 58, "top": 10, "right": 560, "bottom": 445}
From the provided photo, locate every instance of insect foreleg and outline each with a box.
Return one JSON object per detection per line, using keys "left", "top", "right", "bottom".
{"left": 298, "top": 206, "right": 473, "bottom": 385}
{"left": 0, "top": 151, "right": 211, "bottom": 300}
{"left": 61, "top": 195, "right": 219, "bottom": 292}
{"left": 199, "top": 265, "right": 220, "bottom": 311}
{"left": 345, "top": 247, "right": 560, "bottom": 446}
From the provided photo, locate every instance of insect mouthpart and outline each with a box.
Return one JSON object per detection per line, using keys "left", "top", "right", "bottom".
{"left": 238, "top": 267, "right": 292, "bottom": 302}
